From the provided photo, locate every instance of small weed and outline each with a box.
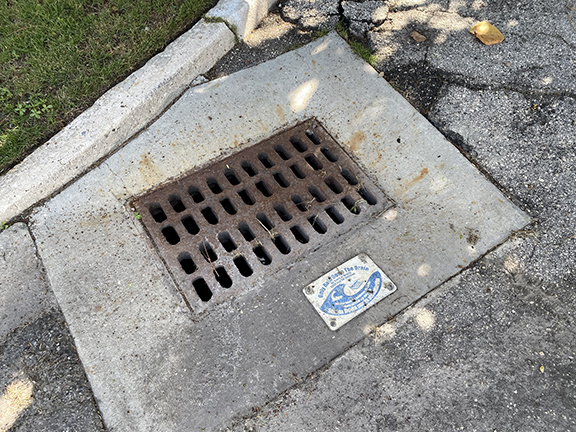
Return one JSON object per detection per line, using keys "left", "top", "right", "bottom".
{"left": 0, "top": 221, "right": 8, "bottom": 230}
{"left": 312, "top": 28, "right": 330, "bottom": 39}
{"left": 335, "top": 20, "right": 377, "bottom": 65}
{"left": 351, "top": 198, "right": 366, "bottom": 214}
{"left": 286, "top": 43, "right": 305, "bottom": 52}
{"left": 134, "top": 212, "right": 142, "bottom": 220}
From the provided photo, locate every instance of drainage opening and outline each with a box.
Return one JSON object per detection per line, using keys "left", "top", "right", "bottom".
{"left": 238, "top": 189, "right": 255, "bottom": 205}
{"left": 199, "top": 241, "right": 218, "bottom": 263}
{"left": 201, "top": 207, "right": 219, "bottom": 224}
{"left": 255, "top": 180, "right": 273, "bottom": 197}
{"left": 149, "top": 204, "right": 167, "bottom": 222}
{"left": 182, "top": 215, "right": 200, "bottom": 235}
{"left": 218, "top": 232, "right": 237, "bottom": 252}
{"left": 162, "top": 226, "right": 180, "bottom": 245}
{"left": 290, "top": 163, "right": 306, "bottom": 179}
{"left": 290, "top": 225, "right": 309, "bottom": 244}
{"left": 178, "top": 253, "right": 197, "bottom": 274}
{"left": 274, "top": 203, "right": 292, "bottom": 221}
{"left": 325, "top": 206, "right": 344, "bottom": 224}
{"left": 207, "top": 177, "right": 223, "bottom": 194}
{"left": 238, "top": 222, "right": 255, "bottom": 241}
{"left": 193, "top": 278, "right": 212, "bottom": 302}
{"left": 342, "top": 196, "right": 361, "bottom": 214}
{"left": 224, "top": 167, "right": 240, "bottom": 185}
{"left": 273, "top": 235, "right": 291, "bottom": 254}
{"left": 188, "top": 186, "right": 205, "bottom": 203}
{"left": 308, "top": 215, "right": 327, "bottom": 234}
{"left": 253, "top": 245, "right": 272, "bottom": 265}
{"left": 242, "top": 160, "right": 258, "bottom": 176}
{"left": 220, "top": 197, "right": 237, "bottom": 215}
{"left": 214, "top": 267, "right": 233, "bottom": 288}
{"left": 234, "top": 256, "right": 253, "bottom": 277}
{"left": 169, "top": 195, "right": 186, "bottom": 213}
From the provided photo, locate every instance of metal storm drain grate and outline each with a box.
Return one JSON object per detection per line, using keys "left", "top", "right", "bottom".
{"left": 133, "top": 119, "right": 394, "bottom": 312}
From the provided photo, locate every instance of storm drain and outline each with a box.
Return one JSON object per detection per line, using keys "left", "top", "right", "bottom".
{"left": 133, "top": 119, "right": 394, "bottom": 312}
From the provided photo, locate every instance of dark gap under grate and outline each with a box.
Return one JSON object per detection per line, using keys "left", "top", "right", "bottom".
{"left": 133, "top": 119, "right": 394, "bottom": 313}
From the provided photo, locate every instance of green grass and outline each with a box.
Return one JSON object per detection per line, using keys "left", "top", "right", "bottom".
{"left": 336, "top": 20, "right": 377, "bottom": 66}
{"left": 0, "top": 0, "right": 216, "bottom": 174}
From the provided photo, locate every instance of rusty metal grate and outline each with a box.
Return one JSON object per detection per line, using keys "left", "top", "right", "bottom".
{"left": 133, "top": 119, "right": 394, "bottom": 312}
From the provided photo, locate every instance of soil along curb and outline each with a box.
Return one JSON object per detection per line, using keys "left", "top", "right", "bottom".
{"left": 0, "top": 20, "right": 234, "bottom": 223}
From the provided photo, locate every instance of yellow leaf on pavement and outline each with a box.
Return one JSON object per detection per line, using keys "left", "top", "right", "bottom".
{"left": 470, "top": 21, "right": 505, "bottom": 45}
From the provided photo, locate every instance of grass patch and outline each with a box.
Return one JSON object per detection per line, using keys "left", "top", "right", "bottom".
{"left": 0, "top": 0, "right": 216, "bottom": 174}
{"left": 336, "top": 21, "right": 377, "bottom": 65}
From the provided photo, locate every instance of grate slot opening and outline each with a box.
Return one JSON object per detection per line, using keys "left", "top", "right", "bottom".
{"left": 218, "top": 232, "right": 237, "bottom": 252}
{"left": 241, "top": 160, "right": 258, "bottom": 177}
{"left": 182, "top": 215, "right": 200, "bottom": 235}
{"left": 321, "top": 147, "right": 338, "bottom": 162}
{"left": 162, "top": 226, "right": 180, "bottom": 245}
{"left": 308, "top": 186, "right": 326, "bottom": 203}
{"left": 255, "top": 180, "right": 273, "bottom": 197}
{"left": 305, "top": 129, "right": 321, "bottom": 144}
{"left": 220, "top": 197, "right": 237, "bottom": 215}
{"left": 238, "top": 222, "right": 255, "bottom": 241}
{"left": 324, "top": 176, "right": 343, "bottom": 194}
{"left": 253, "top": 245, "right": 272, "bottom": 265}
{"left": 214, "top": 267, "right": 232, "bottom": 288}
{"left": 201, "top": 207, "right": 219, "bottom": 224}
{"left": 308, "top": 215, "right": 327, "bottom": 234}
{"left": 224, "top": 168, "right": 241, "bottom": 185}
{"left": 341, "top": 168, "right": 359, "bottom": 185}
{"left": 274, "top": 145, "right": 292, "bottom": 160}
{"left": 149, "top": 204, "right": 167, "bottom": 222}
{"left": 258, "top": 152, "right": 275, "bottom": 169}
{"left": 238, "top": 189, "right": 256, "bottom": 205}
{"left": 237, "top": 189, "right": 255, "bottom": 206}
{"left": 188, "top": 186, "right": 205, "bottom": 203}
{"left": 273, "top": 203, "right": 292, "bottom": 221}
{"left": 256, "top": 212, "right": 274, "bottom": 231}
{"left": 305, "top": 154, "right": 323, "bottom": 171}
{"left": 290, "top": 225, "right": 309, "bottom": 244}
{"left": 178, "top": 253, "right": 197, "bottom": 274}
{"left": 291, "top": 194, "right": 309, "bottom": 212}
{"left": 193, "top": 278, "right": 212, "bottom": 302}
{"left": 325, "top": 206, "right": 344, "bottom": 225}
{"left": 290, "top": 136, "right": 308, "bottom": 152}
{"left": 273, "top": 235, "right": 291, "bottom": 254}
{"left": 207, "top": 177, "right": 223, "bottom": 194}
{"left": 234, "top": 256, "right": 253, "bottom": 277}
{"left": 290, "top": 163, "right": 306, "bottom": 179}
{"left": 273, "top": 171, "right": 290, "bottom": 188}
{"left": 341, "top": 196, "right": 361, "bottom": 214}
{"left": 199, "top": 241, "right": 218, "bottom": 263}
{"left": 168, "top": 195, "right": 186, "bottom": 213}
{"left": 358, "top": 187, "right": 378, "bottom": 205}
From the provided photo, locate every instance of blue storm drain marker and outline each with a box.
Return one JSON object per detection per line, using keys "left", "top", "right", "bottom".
{"left": 304, "top": 254, "right": 397, "bottom": 330}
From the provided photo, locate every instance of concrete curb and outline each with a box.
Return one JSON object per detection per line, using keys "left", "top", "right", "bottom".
{"left": 0, "top": 0, "right": 275, "bottom": 224}
{"left": 206, "top": 0, "right": 277, "bottom": 40}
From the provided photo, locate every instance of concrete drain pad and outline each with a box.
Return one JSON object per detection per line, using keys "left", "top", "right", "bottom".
{"left": 30, "top": 34, "right": 529, "bottom": 431}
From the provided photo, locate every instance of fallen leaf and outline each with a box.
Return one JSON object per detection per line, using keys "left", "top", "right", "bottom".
{"left": 410, "top": 31, "right": 426, "bottom": 43}
{"left": 470, "top": 21, "right": 505, "bottom": 45}
{"left": 540, "top": 365, "right": 545, "bottom": 373}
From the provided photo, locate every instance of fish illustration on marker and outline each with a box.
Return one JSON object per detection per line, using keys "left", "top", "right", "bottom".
{"left": 320, "top": 271, "right": 383, "bottom": 316}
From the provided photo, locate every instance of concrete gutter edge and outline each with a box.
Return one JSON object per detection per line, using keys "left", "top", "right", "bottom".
{"left": 0, "top": 0, "right": 274, "bottom": 224}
